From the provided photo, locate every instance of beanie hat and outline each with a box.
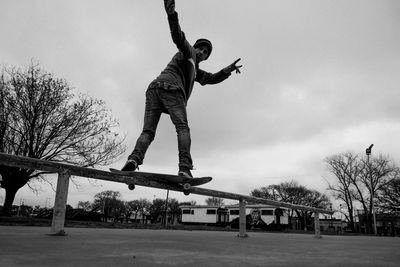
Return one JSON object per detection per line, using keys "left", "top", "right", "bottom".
{"left": 193, "top": 38, "right": 212, "bottom": 59}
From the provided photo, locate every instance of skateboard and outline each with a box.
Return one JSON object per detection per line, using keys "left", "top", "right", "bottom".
{"left": 109, "top": 168, "right": 212, "bottom": 195}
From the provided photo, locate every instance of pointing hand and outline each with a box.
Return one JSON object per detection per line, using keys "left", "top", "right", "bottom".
{"left": 223, "top": 58, "right": 243, "bottom": 74}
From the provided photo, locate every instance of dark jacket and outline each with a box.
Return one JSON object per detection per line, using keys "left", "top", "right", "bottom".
{"left": 149, "top": 12, "right": 231, "bottom": 103}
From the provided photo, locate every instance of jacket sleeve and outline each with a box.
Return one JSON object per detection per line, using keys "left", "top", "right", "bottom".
{"left": 167, "top": 12, "right": 194, "bottom": 59}
{"left": 196, "top": 69, "right": 232, "bottom": 85}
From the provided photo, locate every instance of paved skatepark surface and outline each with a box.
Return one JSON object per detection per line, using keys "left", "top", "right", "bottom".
{"left": 0, "top": 226, "right": 399, "bottom": 267}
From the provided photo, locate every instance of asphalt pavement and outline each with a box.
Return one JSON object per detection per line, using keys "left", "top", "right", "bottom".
{"left": 0, "top": 226, "right": 399, "bottom": 267}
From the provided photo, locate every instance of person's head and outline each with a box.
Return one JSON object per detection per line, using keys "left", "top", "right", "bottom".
{"left": 194, "top": 38, "right": 212, "bottom": 62}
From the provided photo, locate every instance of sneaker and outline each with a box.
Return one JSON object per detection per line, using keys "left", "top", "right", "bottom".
{"left": 121, "top": 160, "right": 138, "bottom": 172}
{"left": 178, "top": 167, "right": 193, "bottom": 178}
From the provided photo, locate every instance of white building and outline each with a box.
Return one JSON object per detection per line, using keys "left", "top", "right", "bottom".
{"left": 180, "top": 204, "right": 289, "bottom": 226}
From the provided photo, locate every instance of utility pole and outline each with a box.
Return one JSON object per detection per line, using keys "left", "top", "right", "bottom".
{"left": 339, "top": 204, "right": 343, "bottom": 233}
{"left": 164, "top": 190, "right": 169, "bottom": 226}
{"left": 45, "top": 197, "right": 51, "bottom": 209}
{"left": 366, "top": 144, "right": 377, "bottom": 235}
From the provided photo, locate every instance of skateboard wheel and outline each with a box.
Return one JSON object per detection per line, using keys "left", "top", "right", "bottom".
{"left": 128, "top": 184, "right": 135, "bottom": 190}
{"left": 183, "top": 183, "right": 191, "bottom": 191}
{"left": 183, "top": 183, "right": 191, "bottom": 195}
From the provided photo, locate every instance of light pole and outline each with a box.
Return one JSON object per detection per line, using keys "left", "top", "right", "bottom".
{"left": 329, "top": 204, "right": 333, "bottom": 232}
{"left": 45, "top": 197, "right": 51, "bottom": 209}
{"left": 164, "top": 190, "right": 169, "bottom": 226}
{"left": 339, "top": 204, "right": 343, "bottom": 233}
{"left": 366, "top": 144, "right": 377, "bottom": 235}
{"left": 17, "top": 198, "right": 24, "bottom": 217}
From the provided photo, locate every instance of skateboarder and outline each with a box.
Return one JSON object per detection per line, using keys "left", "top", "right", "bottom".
{"left": 121, "top": 0, "right": 242, "bottom": 177}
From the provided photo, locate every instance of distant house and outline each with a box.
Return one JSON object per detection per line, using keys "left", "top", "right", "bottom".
{"left": 180, "top": 204, "right": 289, "bottom": 226}
{"left": 318, "top": 218, "right": 345, "bottom": 232}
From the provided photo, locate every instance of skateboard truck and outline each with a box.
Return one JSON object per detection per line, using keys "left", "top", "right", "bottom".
{"left": 183, "top": 183, "right": 191, "bottom": 195}
{"left": 128, "top": 182, "right": 190, "bottom": 195}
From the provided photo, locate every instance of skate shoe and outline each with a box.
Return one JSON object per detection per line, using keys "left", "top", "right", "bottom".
{"left": 178, "top": 167, "right": 193, "bottom": 178}
{"left": 121, "top": 160, "right": 138, "bottom": 172}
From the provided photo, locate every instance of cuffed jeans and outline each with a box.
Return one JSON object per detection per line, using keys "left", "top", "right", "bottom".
{"left": 128, "top": 88, "right": 193, "bottom": 169}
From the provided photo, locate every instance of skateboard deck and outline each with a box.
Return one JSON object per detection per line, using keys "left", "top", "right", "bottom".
{"left": 109, "top": 168, "right": 212, "bottom": 195}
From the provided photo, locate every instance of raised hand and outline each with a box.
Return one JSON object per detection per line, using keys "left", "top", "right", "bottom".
{"left": 164, "top": 0, "right": 175, "bottom": 15}
{"left": 223, "top": 58, "right": 243, "bottom": 74}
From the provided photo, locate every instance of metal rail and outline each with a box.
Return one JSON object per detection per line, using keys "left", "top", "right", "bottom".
{"left": 0, "top": 153, "right": 332, "bottom": 238}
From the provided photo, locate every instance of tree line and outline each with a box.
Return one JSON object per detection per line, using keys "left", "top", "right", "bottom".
{"left": 251, "top": 181, "right": 331, "bottom": 230}
{"left": 77, "top": 190, "right": 188, "bottom": 224}
{"left": 1, "top": 189, "right": 208, "bottom": 224}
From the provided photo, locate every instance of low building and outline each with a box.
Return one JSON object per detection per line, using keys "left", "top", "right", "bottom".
{"left": 318, "top": 218, "right": 346, "bottom": 232}
{"left": 180, "top": 204, "right": 289, "bottom": 227}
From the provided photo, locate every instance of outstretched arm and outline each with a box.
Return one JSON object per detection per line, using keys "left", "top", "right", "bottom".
{"left": 163, "top": 0, "right": 193, "bottom": 58}
{"left": 164, "top": 0, "right": 175, "bottom": 15}
{"left": 197, "top": 59, "right": 243, "bottom": 85}
{"left": 223, "top": 58, "right": 243, "bottom": 74}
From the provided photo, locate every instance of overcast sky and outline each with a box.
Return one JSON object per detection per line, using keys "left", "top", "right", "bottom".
{"left": 1, "top": 0, "right": 399, "bottom": 208}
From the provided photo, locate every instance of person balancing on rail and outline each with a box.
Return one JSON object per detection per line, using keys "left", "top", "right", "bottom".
{"left": 121, "top": 0, "right": 242, "bottom": 178}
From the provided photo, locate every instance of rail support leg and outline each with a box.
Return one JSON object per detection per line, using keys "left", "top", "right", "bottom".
{"left": 237, "top": 198, "right": 248, "bottom": 238}
{"left": 314, "top": 212, "right": 321, "bottom": 239}
{"left": 49, "top": 169, "right": 70, "bottom": 236}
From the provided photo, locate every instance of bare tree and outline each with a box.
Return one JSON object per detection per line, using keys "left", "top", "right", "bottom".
{"left": 325, "top": 152, "right": 399, "bottom": 233}
{"left": 205, "top": 197, "right": 225, "bottom": 207}
{"left": 125, "top": 198, "right": 151, "bottom": 223}
{"left": 356, "top": 154, "right": 399, "bottom": 233}
{"left": 0, "top": 63, "right": 125, "bottom": 216}
{"left": 92, "top": 190, "right": 125, "bottom": 222}
{"left": 149, "top": 198, "right": 166, "bottom": 224}
{"left": 324, "top": 152, "right": 360, "bottom": 231}
{"left": 251, "top": 180, "right": 331, "bottom": 230}
{"left": 377, "top": 178, "right": 400, "bottom": 214}
{"left": 179, "top": 200, "right": 197, "bottom": 206}
{"left": 167, "top": 198, "right": 180, "bottom": 224}
{"left": 77, "top": 201, "right": 92, "bottom": 211}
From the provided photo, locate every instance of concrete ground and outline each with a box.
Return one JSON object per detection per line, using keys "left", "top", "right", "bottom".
{"left": 0, "top": 226, "right": 399, "bottom": 267}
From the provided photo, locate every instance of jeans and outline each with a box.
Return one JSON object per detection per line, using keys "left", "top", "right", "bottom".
{"left": 128, "top": 88, "right": 193, "bottom": 169}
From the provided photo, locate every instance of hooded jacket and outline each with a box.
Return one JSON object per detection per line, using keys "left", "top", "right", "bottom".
{"left": 149, "top": 11, "right": 231, "bottom": 103}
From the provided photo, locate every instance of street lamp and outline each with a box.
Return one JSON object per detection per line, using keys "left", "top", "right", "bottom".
{"left": 45, "top": 197, "right": 51, "bottom": 209}
{"left": 329, "top": 204, "right": 333, "bottom": 231}
{"left": 164, "top": 190, "right": 169, "bottom": 226}
{"left": 366, "top": 144, "right": 377, "bottom": 235}
{"left": 339, "top": 204, "right": 343, "bottom": 233}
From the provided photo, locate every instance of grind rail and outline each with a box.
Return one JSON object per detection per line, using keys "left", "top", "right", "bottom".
{"left": 0, "top": 153, "right": 333, "bottom": 238}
